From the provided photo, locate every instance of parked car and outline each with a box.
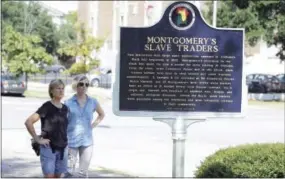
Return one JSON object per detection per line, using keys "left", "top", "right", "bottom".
{"left": 1, "top": 73, "right": 27, "bottom": 95}
{"left": 90, "top": 69, "right": 112, "bottom": 88}
{"left": 44, "top": 65, "right": 66, "bottom": 73}
{"left": 246, "top": 74, "right": 259, "bottom": 86}
{"left": 247, "top": 74, "right": 282, "bottom": 93}
{"left": 276, "top": 73, "right": 285, "bottom": 93}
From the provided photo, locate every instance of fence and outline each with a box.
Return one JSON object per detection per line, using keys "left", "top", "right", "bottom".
{"left": 28, "top": 73, "right": 74, "bottom": 85}
{"left": 28, "top": 73, "right": 112, "bottom": 89}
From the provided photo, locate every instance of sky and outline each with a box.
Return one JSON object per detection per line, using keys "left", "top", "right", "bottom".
{"left": 40, "top": 1, "right": 78, "bottom": 14}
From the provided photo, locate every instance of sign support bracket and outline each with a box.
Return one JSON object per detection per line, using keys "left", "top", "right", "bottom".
{"left": 153, "top": 117, "right": 206, "bottom": 178}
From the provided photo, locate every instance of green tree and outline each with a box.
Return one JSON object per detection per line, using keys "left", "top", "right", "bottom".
{"left": 1, "top": 1, "right": 26, "bottom": 33}
{"left": 203, "top": 1, "right": 285, "bottom": 61}
{"left": 57, "top": 14, "right": 104, "bottom": 74}
{"left": 54, "top": 11, "right": 78, "bottom": 68}
{"left": 2, "top": 1, "right": 57, "bottom": 54}
{"left": 2, "top": 26, "right": 53, "bottom": 76}
{"left": 202, "top": 1, "right": 262, "bottom": 46}
{"left": 253, "top": 1, "right": 285, "bottom": 61}
{"left": 55, "top": 11, "right": 77, "bottom": 45}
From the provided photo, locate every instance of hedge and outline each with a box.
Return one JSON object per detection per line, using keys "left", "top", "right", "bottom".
{"left": 195, "top": 143, "right": 285, "bottom": 178}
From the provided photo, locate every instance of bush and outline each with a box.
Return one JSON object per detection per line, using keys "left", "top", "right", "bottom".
{"left": 195, "top": 143, "right": 285, "bottom": 178}
{"left": 68, "top": 62, "right": 90, "bottom": 75}
{"left": 88, "top": 58, "right": 100, "bottom": 69}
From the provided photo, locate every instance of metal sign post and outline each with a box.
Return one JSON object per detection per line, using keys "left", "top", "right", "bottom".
{"left": 153, "top": 117, "right": 206, "bottom": 178}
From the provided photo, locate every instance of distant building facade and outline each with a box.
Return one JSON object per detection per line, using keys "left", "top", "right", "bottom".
{"left": 77, "top": 1, "right": 282, "bottom": 73}
{"left": 77, "top": 1, "right": 205, "bottom": 52}
{"left": 39, "top": 1, "right": 65, "bottom": 26}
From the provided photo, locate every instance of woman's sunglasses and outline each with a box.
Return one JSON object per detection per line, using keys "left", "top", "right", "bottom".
{"left": 77, "top": 82, "right": 89, "bottom": 87}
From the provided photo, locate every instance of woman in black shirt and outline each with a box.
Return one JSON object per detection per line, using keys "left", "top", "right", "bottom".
{"left": 25, "top": 79, "right": 68, "bottom": 178}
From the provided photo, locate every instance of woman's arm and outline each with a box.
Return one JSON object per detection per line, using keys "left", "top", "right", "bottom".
{"left": 91, "top": 103, "right": 105, "bottom": 128}
{"left": 24, "top": 113, "right": 50, "bottom": 146}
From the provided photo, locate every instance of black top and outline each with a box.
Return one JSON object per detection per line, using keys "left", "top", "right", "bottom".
{"left": 36, "top": 101, "right": 68, "bottom": 150}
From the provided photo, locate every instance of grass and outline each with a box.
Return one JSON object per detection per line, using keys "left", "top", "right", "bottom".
{"left": 248, "top": 100, "right": 284, "bottom": 109}
{"left": 23, "top": 90, "right": 284, "bottom": 109}
{"left": 23, "top": 90, "right": 49, "bottom": 98}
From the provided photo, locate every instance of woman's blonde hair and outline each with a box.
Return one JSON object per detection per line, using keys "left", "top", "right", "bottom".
{"left": 71, "top": 75, "right": 89, "bottom": 92}
{"left": 48, "top": 79, "right": 65, "bottom": 98}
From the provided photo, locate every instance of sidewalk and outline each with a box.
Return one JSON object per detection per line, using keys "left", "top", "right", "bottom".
{"left": 1, "top": 129, "right": 136, "bottom": 178}
{"left": 2, "top": 150, "right": 134, "bottom": 178}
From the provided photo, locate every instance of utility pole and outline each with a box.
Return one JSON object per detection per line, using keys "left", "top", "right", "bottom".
{"left": 213, "top": 0, "right": 217, "bottom": 27}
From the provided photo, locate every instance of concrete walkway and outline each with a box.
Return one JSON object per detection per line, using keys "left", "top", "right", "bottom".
{"left": 2, "top": 151, "right": 134, "bottom": 178}
{"left": 1, "top": 133, "right": 135, "bottom": 178}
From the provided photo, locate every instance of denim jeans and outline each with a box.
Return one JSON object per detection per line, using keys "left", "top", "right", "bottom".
{"left": 40, "top": 145, "right": 68, "bottom": 175}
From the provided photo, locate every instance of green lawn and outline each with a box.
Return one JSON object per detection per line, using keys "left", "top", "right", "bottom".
{"left": 248, "top": 100, "right": 285, "bottom": 109}
{"left": 23, "top": 90, "right": 49, "bottom": 98}
{"left": 23, "top": 90, "right": 284, "bottom": 109}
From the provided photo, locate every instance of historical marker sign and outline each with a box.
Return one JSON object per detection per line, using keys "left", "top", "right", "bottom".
{"left": 113, "top": 1, "right": 246, "bottom": 118}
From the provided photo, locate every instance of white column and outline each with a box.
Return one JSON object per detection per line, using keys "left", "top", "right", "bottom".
{"left": 145, "top": 1, "right": 163, "bottom": 26}
{"left": 154, "top": 1, "right": 163, "bottom": 24}
{"left": 188, "top": 1, "right": 200, "bottom": 10}
{"left": 112, "top": 1, "right": 118, "bottom": 52}
{"left": 92, "top": 1, "right": 99, "bottom": 37}
{"left": 213, "top": 1, "right": 217, "bottom": 27}
{"left": 194, "top": 1, "right": 200, "bottom": 10}
{"left": 123, "top": 1, "right": 129, "bottom": 26}
{"left": 144, "top": 1, "right": 149, "bottom": 26}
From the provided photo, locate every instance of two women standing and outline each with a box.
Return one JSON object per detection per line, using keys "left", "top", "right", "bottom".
{"left": 25, "top": 75, "right": 105, "bottom": 178}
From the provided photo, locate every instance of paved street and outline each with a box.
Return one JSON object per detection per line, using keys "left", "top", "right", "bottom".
{"left": 1, "top": 96, "right": 284, "bottom": 177}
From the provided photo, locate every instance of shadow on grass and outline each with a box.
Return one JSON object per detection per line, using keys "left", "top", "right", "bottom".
{"left": 2, "top": 157, "right": 135, "bottom": 178}
{"left": 2, "top": 158, "right": 42, "bottom": 178}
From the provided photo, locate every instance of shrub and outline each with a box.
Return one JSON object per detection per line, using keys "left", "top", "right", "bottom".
{"left": 195, "top": 143, "right": 285, "bottom": 178}
{"left": 88, "top": 58, "right": 100, "bottom": 69}
{"left": 68, "top": 62, "right": 90, "bottom": 75}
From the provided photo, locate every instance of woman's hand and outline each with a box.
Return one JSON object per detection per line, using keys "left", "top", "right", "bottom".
{"left": 91, "top": 121, "right": 99, "bottom": 128}
{"left": 91, "top": 103, "right": 105, "bottom": 129}
{"left": 36, "top": 138, "right": 50, "bottom": 147}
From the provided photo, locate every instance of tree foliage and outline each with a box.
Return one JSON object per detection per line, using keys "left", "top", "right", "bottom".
{"left": 55, "top": 11, "right": 78, "bottom": 45}
{"left": 202, "top": 1, "right": 261, "bottom": 46}
{"left": 2, "top": 1, "right": 57, "bottom": 54}
{"left": 2, "top": 26, "right": 53, "bottom": 76}
{"left": 254, "top": 1, "right": 285, "bottom": 61}
{"left": 57, "top": 13, "right": 104, "bottom": 74}
{"left": 54, "top": 11, "right": 78, "bottom": 67}
{"left": 202, "top": 1, "right": 285, "bottom": 61}
{"left": 1, "top": 1, "right": 80, "bottom": 71}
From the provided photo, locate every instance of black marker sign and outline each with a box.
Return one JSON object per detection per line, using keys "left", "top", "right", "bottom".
{"left": 114, "top": 1, "right": 245, "bottom": 117}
